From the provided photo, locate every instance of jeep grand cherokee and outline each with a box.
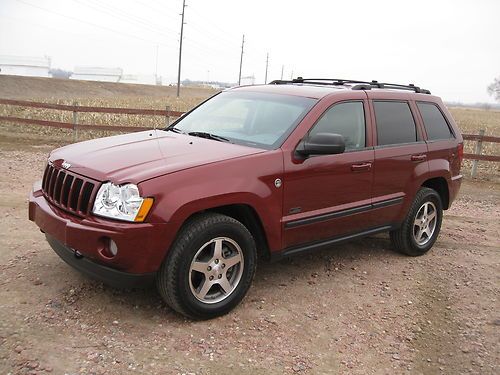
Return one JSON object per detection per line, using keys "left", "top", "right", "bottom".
{"left": 29, "top": 78, "right": 463, "bottom": 319}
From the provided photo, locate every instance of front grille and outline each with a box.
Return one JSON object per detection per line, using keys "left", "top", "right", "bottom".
{"left": 42, "top": 163, "right": 98, "bottom": 216}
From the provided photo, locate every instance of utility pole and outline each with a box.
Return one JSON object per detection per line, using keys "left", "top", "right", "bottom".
{"left": 155, "top": 44, "right": 159, "bottom": 85}
{"left": 280, "top": 65, "right": 284, "bottom": 80}
{"left": 238, "top": 34, "right": 245, "bottom": 86}
{"left": 176, "top": 0, "right": 186, "bottom": 97}
{"left": 264, "top": 53, "right": 269, "bottom": 84}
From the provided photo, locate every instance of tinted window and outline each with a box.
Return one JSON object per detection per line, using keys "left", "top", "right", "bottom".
{"left": 417, "top": 102, "right": 453, "bottom": 140}
{"left": 310, "top": 101, "right": 366, "bottom": 150}
{"left": 374, "top": 101, "right": 417, "bottom": 146}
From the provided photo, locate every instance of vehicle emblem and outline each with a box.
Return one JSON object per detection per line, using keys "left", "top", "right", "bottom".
{"left": 62, "top": 161, "right": 71, "bottom": 169}
{"left": 274, "top": 178, "right": 282, "bottom": 188}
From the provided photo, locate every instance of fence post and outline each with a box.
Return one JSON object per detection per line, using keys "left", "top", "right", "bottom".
{"left": 72, "top": 101, "right": 78, "bottom": 142}
{"left": 165, "top": 105, "right": 170, "bottom": 127}
{"left": 471, "top": 129, "right": 485, "bottom": 178}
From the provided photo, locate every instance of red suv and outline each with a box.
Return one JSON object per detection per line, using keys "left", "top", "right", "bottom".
{"left": 29, "top": 78, "right": 463, "bottom": 319}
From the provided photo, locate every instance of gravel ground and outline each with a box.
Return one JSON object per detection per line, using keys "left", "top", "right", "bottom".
{"left": 0, "top": 136, "right": 498, "bottom": 375}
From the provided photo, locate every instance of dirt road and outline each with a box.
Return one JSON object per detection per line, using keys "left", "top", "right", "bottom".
{"left": 0, "top": 137, "right": 498, "bottom": 374}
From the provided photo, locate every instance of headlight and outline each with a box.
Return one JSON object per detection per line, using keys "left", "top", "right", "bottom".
{"left": 92, "top": 182, "right": 153, "bottom": 222}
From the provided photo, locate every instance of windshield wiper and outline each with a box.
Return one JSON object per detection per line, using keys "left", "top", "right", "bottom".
{"left": 166, "top": 126, "right": 183, "bottom": 133}
{"left": 187, "top": 131, "right": 231, "bottom": 143}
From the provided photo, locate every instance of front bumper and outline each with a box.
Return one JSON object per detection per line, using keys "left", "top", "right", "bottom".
{"left": 29, "top": 183, "right": 170, "bottom": 276}
{"left": 46, "top": 235, "right": 154, "bottom": 288}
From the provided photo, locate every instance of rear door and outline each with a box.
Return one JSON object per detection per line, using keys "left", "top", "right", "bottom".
{"left": 368, "top": 93, "right": 429, "bottom": 227}
{"left": 416, "top": 101, "right": 461, "bottom": 177}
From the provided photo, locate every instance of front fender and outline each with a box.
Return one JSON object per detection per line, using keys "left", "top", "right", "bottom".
{"left": 139, "top": 150, "right": 284, "bottom": 258}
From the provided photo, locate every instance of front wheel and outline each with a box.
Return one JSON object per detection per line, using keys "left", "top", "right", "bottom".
{"left": 390, "top": 187, "right": 443, "bottom": 256}
{"left": 156, "top": 213, "right": 257, "bottom": 320}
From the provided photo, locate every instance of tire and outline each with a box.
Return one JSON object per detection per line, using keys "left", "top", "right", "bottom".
{"left": 156, "top": 213, "right": 257, "bottom": 320}
{"left": 390, "top": 187, "right": 443, "bottom": 256}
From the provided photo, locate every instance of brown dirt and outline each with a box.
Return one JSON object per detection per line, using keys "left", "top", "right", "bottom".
{"left": 0, "top": 140, "right": 498, "bottom": 375}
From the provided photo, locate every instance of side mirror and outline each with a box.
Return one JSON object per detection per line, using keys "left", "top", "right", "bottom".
{"left": 296, "top": 133, "right": 345, "bottom": 157}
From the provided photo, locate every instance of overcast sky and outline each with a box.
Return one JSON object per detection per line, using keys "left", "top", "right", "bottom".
{"left": 0, "top": 0, "right": 499, "bottom": 103}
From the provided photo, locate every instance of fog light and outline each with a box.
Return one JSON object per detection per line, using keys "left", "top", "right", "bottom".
{"left": 109, "top": 239, "right": 118, "bottom": 257}
{"left": 99, "top": 237, "right": 118, "bottom": 259}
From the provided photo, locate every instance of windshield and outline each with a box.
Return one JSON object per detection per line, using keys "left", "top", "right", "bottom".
{"left": 169, "top": 91, "right": 317, "bottom": 149}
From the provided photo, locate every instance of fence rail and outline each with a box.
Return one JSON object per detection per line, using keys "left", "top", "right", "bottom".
{"left": 0, "top": 99, "right": 498, "bottom": 173}
{"left": 0, "top": 98, "right": 185, "bottom": 140}
{"left": 0, "top": 115, "right": 151, "bottom": 133}
{"left": 0, "top": 98, "right": 184, "bottom": 117}
{"left": 462, "top": 131, "right": 499, "bottom": 177}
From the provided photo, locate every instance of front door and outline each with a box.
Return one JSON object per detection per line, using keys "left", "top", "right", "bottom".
{"left": 282, "top": 99, "right": 374, "bottom": 249}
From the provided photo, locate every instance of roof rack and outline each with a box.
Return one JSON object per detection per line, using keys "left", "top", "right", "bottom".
{"left": 269, "top": 77, "right": 431, "bottom": 94}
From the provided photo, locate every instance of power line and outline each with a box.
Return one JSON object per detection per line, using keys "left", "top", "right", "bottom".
{"left": 187, "top": 7, "right": 242, "bottom": 48}
{"left": 15, "top": 0, "right": 174, "bottom": 49}
{"left": 79, "top": 0, "right": 178, "bottom": 37}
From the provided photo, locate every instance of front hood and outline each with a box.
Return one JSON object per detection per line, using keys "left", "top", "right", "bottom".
{"left": 49, "top": 130, "right": 265, "bottom": 183}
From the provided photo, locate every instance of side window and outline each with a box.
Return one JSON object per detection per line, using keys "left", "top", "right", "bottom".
{"left": 374, "top": 101, "right": 417, "bottom": 146}
{"left": 417, "top": 102, "right": 454, "bottom": 140}
{"left": 309, "top": 101, "right": 366, "bottom": 150}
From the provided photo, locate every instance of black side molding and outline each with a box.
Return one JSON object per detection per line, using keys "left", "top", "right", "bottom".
{"left": 285, "top": 197, "right": 403, "bottom": 229}
{"left": 372, "top": 197, "right": 404, "bottom": 209}
{"left": 285, "top": 204, "right": 371, "bottom": 229}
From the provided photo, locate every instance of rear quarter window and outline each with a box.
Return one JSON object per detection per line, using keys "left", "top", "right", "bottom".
{"left": 417, "top": 102, "right": 454, "bottom": 140}
{"left": 374, "top": 101, "right": 417, "bottom": 146}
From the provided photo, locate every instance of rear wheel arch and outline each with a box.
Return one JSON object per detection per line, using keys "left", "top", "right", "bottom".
{"left": 422, "top": 177, "right": 450, "bottom": 209}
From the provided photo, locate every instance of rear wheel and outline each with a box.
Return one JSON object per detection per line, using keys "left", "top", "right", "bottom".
{"left": 156, "top": 213, "right": 256, "bottom": 320}
{"left": 390, "top": 187, "right": 443, "bottom": 256}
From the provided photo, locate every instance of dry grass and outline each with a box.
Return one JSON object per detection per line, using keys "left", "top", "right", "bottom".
{"left": 0, "top": 96, "right": 210, "bottom": 142}
{"left": 449, "top": 107, "right": 500, "bottom": 179}
{"left": 0, "top": 80, "right": 498, "bottom": 179}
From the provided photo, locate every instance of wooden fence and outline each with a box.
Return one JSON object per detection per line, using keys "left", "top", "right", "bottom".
{"left": 462, "top": 131, "right": 500, "bottom": 177}
{"left": 0, "top": 99, "right": 498, "bottom": 176}
{"left": 0, "top": 98, "right": 185, "bottom": 141}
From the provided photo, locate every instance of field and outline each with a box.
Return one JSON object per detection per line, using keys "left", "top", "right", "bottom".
{"left": 0, "top": 75, "right": 498, "bottom": 179}
{"left": 0, "top": 76, "right": 499, "bottom": 374}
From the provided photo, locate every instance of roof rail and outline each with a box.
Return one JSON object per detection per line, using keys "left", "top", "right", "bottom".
{"left": 269, "top": 77, "right": 431, "bottom": 94}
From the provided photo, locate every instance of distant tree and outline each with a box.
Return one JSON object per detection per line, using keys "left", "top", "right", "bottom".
{"left": 487, "top": 77, "right": 500, "bottom": 102}
{"left": 49, "top": 68, "right": 72, "bottom": 79}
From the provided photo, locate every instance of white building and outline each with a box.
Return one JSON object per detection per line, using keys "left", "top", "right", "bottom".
{"left": 71, "top": 66, "right": 123, "bottom": 83}
{"left": 240, "top": 75, "right": 256, "bottom": 86}
{"left": 119, "top": 74, "right": 158, "bottom": 85}
{"left": 0, "top": 55, "right": 51, "bottom": 77}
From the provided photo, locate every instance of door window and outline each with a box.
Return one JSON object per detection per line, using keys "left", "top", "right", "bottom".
{"left": 309, "top": 101, "right": 366, "bottom": 150}
{"left": 417, "top": 102, "right": 454, "bottom": 140}
{"left": 374, "top": 101, "right": 417, "bottom": 146}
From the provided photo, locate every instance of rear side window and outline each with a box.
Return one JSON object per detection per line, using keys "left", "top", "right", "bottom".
{"left": 309, "top": 101, "right": 366, "bottom": 150}
{"left": 417, "top": 102, "right": 454, "bottom": 140}
{"left": 374, "top": 101, "right": 417, "bottom": 146}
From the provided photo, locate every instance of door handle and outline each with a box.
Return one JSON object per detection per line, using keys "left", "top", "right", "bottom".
{"left": 351, "top": 162, "right": 372, "bottom": 172}
{"left": 411, "top": 154, "right": 427, "bottom": 162}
